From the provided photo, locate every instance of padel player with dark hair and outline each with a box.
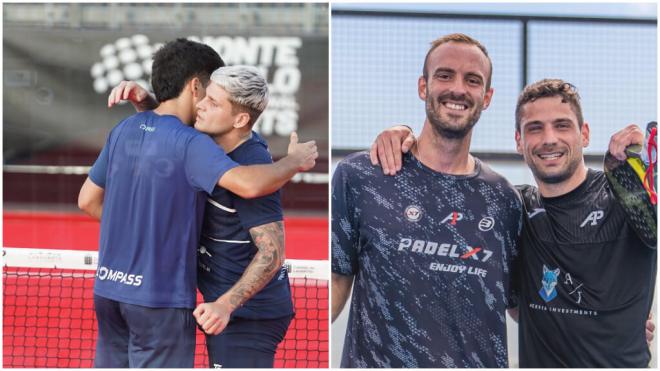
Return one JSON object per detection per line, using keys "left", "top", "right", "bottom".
{"left": 511, "top": 79, "right": 656, "bottom": 367}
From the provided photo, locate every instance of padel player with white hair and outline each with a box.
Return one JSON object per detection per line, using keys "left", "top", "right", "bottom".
{"left": 192, "top": 66, "right": 294, "bottom": 368}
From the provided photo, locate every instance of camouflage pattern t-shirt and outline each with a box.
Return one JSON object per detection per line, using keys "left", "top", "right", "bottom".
{"left": 332, "top": 151, "right": 522, "bottom": 368}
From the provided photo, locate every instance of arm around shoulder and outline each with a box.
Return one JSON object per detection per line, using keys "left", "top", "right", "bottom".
{"left": 218, "top": 161, "right": 293, "bottom": 199}
{"left": 218, "top": 132, "right": 317, "bottom": 198}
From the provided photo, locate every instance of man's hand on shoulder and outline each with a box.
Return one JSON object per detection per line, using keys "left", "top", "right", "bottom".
{"left": 107, "top": 80, "right": 158, "bottom": 111}
{"left": 369, "top": 125, "right": 416, "bottom": 175}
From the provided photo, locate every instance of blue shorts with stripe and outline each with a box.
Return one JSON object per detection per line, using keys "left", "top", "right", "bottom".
{"left": 205, "top": 314, "right": 293, "bottom": 368}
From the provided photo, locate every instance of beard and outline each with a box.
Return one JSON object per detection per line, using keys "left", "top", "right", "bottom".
{"left": 526, "top": 150, "right": 582, "bottom": 184}
{"left": 425, "top": 90, "right": 484, "bottom": 140}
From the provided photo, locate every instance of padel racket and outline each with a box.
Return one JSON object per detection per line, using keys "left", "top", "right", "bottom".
{"left": 604, "top": 121, "right": 657, "bottom": 249}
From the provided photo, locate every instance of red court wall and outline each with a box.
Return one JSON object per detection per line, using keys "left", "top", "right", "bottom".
{"left": 3, "top": 212, "right": 328, "bottom": 260}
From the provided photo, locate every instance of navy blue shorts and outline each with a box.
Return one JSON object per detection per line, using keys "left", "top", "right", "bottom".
{"left": 93, "top": 295, "right": 196, "bottom": 368}
{"left": 205, "top": 315, "right": 293, "bottom": 368}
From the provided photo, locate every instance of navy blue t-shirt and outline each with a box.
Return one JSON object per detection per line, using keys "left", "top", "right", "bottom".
{"left": 89, "top": 111, "right": 238, "bottom": 309}
{"left": 332, "top": 151, "right": 522, "bottom": 368}
{"left": 197, "top": 132, "right": 294, "bottom": 320}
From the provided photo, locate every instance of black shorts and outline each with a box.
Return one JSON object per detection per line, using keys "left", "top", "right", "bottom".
{"left": 205, "top": 314, "right": 293, "bottom": 368}
{"left": 93, "top": 294, "right": 195, "bottom": 368}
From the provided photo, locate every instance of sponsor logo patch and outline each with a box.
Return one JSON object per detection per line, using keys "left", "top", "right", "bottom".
{"left": 538, "top": 265, "right": 559, "bottom": 302}
{"left": 404, "top": 205, "right": 423, "bottom": 222}
{"left": 97, "top": 266, "right": 143, "bottom": 287}
{"left": 580, "top": 210, "right": 604, "bottom": 227}
{"left": 478, "top": 217, "right": 495, "bottom": 231}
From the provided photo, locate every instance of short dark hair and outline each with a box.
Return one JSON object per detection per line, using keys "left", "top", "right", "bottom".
{"left": 515, "top": 79, "right": 584, "bottom": 132}
{"left": 151, "top": 38, "right": 225, "bottom": 103}
{"left": 422, "top": 33, "right": 492, "bottom": 91}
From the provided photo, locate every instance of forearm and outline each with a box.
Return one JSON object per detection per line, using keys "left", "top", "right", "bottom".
{"left": 215, "top": 221, "right": 285, "bottom": 311}
{"left": 220, "top": 158, "right": 298, "bottom": 199}
{"left": 331, "top": 273, "right": 354, "bottom": 322}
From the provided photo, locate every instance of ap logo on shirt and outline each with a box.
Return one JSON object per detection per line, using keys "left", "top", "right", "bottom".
{"left": 539, "top": 265, "right": 560, "bottom": 302}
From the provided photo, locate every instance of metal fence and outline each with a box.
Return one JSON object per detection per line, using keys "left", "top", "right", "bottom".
{"left": 332, "top": 10, "right": 656, "bottom": 158}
